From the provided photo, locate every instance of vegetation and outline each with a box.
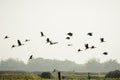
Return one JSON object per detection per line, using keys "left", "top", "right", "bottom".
{"left": 0, "top": 58, "right": 120, "bottom": 79}
{"left": 0, "top": 72, "right": 41, "bottom": 80}
{"left": 0, "top": 73, "right": 120, "bottom": 80}
{"left": 0, "top": 58, "right": 120, "bottom": 72}
{"left": 105, "top": 70, "right": 120, "bottom": 78}
{"left": 40, "top": 72, "right": 53, "bottom": 79}
{"left": 0, "top": 71, "right": 120, "bottom": 80}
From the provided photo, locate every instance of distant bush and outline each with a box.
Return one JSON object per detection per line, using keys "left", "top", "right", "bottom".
{"left": 40, "top": 72, "right": 53, "bottom": 79}
{"left": 105, "top": 70, "right": 120, "bottom": 78}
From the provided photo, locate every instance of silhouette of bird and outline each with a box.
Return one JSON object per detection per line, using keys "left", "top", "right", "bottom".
{"left": 11, "top": 45, "right": 16, "bottom": 48}
{"left": 67, "top": 44, "right": 72, "bottom": 46}
{"left": 29, "top": 55, "right": 33, "bottom": 60}
{"left": 78, "top": 49, "right": 82, "bottom": 52}
{"left": 66, "top": 37, "right": 70, "bottom": 40}
{"left": 87, "top": 33, "right": 93, "bottom": 36}
{"left": 17, "top": 40, "right": 24, "bottom": 46}
{"left": 90, "top": 46, "right": 96, "bottom": 49}
{"left": 40, "top": 32, "right": 45, "bottom": 37}
{"left": 50, "top": 41, "right": 58, "bottom": 45}
{"left": 46, "top": 38, "right": 50, "bottom": 43}
{"left": 100, "top": 38, "right": 106, "bottom": 43}
{"left": 4, "top": 36, "right": 9, "bottom": 39}
{"left": 103, "top": 52, "right": 108, "bottom": 55}
{"left": 67, "top": 32, "right": 73, "bottom": 36}
{"left": 25, "top": 39, "right": 30, "bottom": 42}
{"left": 84, "top": 44, "right": 89, "bottom": 50}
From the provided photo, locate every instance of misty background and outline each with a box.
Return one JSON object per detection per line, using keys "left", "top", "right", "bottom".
{"left": 0, "top": 58, "right": 119, "bottom": 72}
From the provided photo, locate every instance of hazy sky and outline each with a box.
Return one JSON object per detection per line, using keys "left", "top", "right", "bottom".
{"left": 0, "top": 0, "right": 120, "bottom": 64}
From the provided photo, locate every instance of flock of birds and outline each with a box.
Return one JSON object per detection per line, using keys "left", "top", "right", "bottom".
{"left": 66, "top": 32, "right": 107, "bottom": 55}
{"left": 3, "top": 31, "right": 108, "bottom": 61}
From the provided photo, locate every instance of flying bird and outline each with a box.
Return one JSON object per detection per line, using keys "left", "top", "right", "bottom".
{"left": 50, "top": 41, "right": 58, "bottom": 45}
{"left": 40, "top": 32, "right": 45, "bottom": 37}
{"left": 46, "top": 38, "right": 50, "bottom": 43}
{"left": 100, "top": 38, "right": 106, "bottom": 43}
{"left": 103, "top": 52, "right": 108, "bottom": 55}
{"left": 90, "top": 46, "right": 96, "bottom": 49}
{"left": 66, "top": 37, "right": 70, "bottom": 40}
{"left": 11, "top": 45, "right": 16, "bottom": 48}
{"left": 67, "top": 32, "right": 73, "bottom": 36}
{"left": 25, "top": 39, "right": 30, "bottom": 42}
{"left": 87, "top": 32, "right": 93, "bottom": 36}
{"left": 77, "top": 49, "right": 82, "bottom": 52}
{"left": 4, "top": 36, "right": 9, "bottom": 39}
{"left": 17, "top": 40, "right": 24, "bottom": 46}
{"left": 29, "top": 55, "right": 33, "bottom": 60}
{"left": 67, "top": 44, "right": 73, "bottom": 46}
{"left": 84, "top": 44, "right": 89, "bottom": 50}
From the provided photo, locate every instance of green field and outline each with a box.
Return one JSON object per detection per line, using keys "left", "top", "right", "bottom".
{"left": 0, "top": 71, "right": 120, "bottom": 80}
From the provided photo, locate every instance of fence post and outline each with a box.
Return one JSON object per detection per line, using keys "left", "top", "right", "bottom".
{"left": 58, "top": 71, "right": 61, "bottom": 80}
{"left": 88, "top": 73, "right": 91, "bottom": 80}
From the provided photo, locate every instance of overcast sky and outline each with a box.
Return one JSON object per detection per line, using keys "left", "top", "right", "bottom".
{"left": 0, "top": 0, "right": 120, "bottom": 64}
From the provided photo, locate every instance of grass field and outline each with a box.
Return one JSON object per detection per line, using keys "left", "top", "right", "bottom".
{"left": 0, "top": 71, "right": 120, "bottom": 80}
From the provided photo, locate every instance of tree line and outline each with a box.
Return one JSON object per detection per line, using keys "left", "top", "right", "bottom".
{"left": 0, "top": 58, "right": 120, "bottom": 72}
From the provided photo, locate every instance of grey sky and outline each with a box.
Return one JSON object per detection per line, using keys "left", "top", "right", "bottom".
{"left": 0, "top": 0, "right": 120, "bottom": 64}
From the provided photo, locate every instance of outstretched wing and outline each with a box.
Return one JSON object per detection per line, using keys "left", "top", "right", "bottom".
{"left": 87, "top": 33, "right": 92, "bottom": 36}
{"left": 17, "top": 40, "right": 22, "bottom": 46}
{"left": 46, "top": 38, "right": 50, "bottom": 43}
{"left": 40, "top": 32, "right": 45, "bottom": 36}
{"left": 29, "top": 55, "right": 33, "bottom": 60}
{"left": 67, "top": 32, "right": 73, "bottom": 36}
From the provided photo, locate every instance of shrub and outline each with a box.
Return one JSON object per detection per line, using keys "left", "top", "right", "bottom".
{"left": 40, "top": 72, "right": 53, "bottom": 79}
{"left": 105, "top": 70, "right": 120, "bottom": 78}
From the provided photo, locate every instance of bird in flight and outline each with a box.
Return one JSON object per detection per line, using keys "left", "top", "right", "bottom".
{"left": 46, "top": 38, "right": 50, "bottom": 43}
{"left": 77, "top": 49, "right": 82, "bottom": 52}
{"left": 67, "top": 32, "right": 73, "bottom": 36}
{"left": 67, "top": 44, "right": 73, "bottom": 46}
{"left": 17, "top": 40, "right": 24, "bottom": 46}
{"left": 87, "top": 32, "right": 93, "bottom": 36}
{"left": 50, "top": 41, "right": 58, "bottom": 45}
{"left": 25, "top": 39, "right": 30, "bottom": 42}
{"left": 100, "top": 38, "right": 106, "bottom": 43}
{"left": 84, "top": 44, "right": 89, "bottom": 50}
{"left": 90, "top": 46, "right": 96, "bottom": 49}
{"left": 66, "top": 37, "right": 70, "bottom": 40}
{"left": 29, "top": 55, "right": 33, "bottom": 60}
{"left": 11, "top": 45, "right": 16, "bottom": 48}
{"left": 103, "top": 52, "right": 108, "bottom": 55}
{"left": 4, "top": 36, "right": 9, "bottom": 39}
{"left": 40, "top": 32, "right": 45, "bottom": 37}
